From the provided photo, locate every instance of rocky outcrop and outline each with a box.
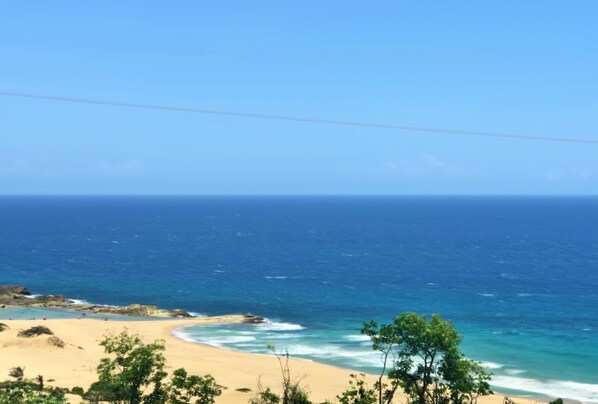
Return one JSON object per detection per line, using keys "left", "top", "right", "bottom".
{"left": 0, "top": 285, "right": 31, "bottom": 297}
{"left": 241, "top": 314, "right": 265, "bottom": 324}
{"left": 0, "top": 285, "right": 66, "bottom": 307}
{"left": 0, "top": 284, "right": 261, "bottom": 322}
{"left": 72, "top": 304, "right": 189, "bottom": 318}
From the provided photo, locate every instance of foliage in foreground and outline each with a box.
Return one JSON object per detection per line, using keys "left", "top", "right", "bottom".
{"left": 361, "top": 313, "right": 492, "bottom": 404}
{"left": 336, "top": 373, "right": 376, "bottom": 404}
{"left": 249, "top": 344, "right": 312, "bottom": 404}
{"left": 85, "top": 330, "right": 221, "bottom": 404}
{"left": 1, "top": 313, "right": 496, "bottom": 404}
{"left": 0, "top": 369, "right": 67, "bottom": 404}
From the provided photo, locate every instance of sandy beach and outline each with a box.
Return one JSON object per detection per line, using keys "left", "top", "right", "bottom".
{"left": 0, "top": 316, "right": 540, "bottom": 404}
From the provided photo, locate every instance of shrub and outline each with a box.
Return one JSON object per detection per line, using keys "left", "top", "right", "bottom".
{"left": 47, "top": 336, "right": 65, "bottom": 348}
{"left": 91, "top": 330, "right": 221, "bottom": 404}
{"left": 70, "top": 386, "right": 85, "bottom": 396}
{"left": 17, "top": 326, "right": 53, "bottom": 338}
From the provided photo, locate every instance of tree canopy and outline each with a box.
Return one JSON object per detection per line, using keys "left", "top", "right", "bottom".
{"left": 362, "top": 313, "right": 492, "bottom": 404}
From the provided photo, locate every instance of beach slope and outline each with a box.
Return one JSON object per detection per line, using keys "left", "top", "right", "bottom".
{"left": 0, "top": 317, "right": 538, "bottom": 404}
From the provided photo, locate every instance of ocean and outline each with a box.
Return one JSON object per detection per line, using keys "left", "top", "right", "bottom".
{"left": 1, "top": 196, "right": 597, "bottom": 402}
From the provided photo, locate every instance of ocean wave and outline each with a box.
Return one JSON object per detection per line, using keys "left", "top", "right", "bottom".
{"left": 264, "top": 276, "right": 288, "bottom": 280}
{"left": 68, "top": 298, "right": 90, "bottom": 305}
{"left": 287, "top": 344, "right": 381, "bottom": 368}
{"left": 504, "top": 369, "right": 526, "bottom": 375}
{"left": 258, "top": 321, "right": 305, "bottom": 331}
{"left": 206, "top": 336, "right": 257, "bottom": 345}
{"left": 343, "top": 335, "right": 371, "bottom": 342}
{"left": 492, "top": 376, "right": 598, "bottom": 403}
{"left": 478, "top": 293, "right": 495, "bottom": 297}
{"left": 171, "top": 329, "right": 256, "bottom": 348}
{"left": 480, "top": 361, "right": 503, "bottom": 370}
{"left": 171, "top": 328, "right": 201, "bottom": 344}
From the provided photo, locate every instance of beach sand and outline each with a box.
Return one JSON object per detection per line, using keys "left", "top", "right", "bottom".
{"left": 0, "top": 316, "right": 540, "bottom": 404}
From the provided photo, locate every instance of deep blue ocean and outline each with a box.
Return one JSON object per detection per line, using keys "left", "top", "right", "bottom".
{"left": 1, "top": 196, "right": 597, "bottom": 402}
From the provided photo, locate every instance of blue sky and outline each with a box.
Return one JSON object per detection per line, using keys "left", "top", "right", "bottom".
{"left": 1, "top": 1, "right": 597, "bottom": 195}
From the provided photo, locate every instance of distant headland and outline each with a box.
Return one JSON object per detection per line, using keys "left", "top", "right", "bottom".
{"left": 0, "top": 284, "right": 264, "bottom": 323}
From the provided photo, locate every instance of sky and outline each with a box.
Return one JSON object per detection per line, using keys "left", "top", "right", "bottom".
{"left": 1, "top": 1, "right": 597, "bottom": 195}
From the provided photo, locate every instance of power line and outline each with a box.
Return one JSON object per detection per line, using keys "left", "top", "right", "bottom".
{"left": 1, "top": 90, "right": 597, "bottom": 145}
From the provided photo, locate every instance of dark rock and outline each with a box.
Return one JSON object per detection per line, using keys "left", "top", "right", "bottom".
{"left": 170, "top": 309, "right": 193, "bottom": 318}
{"left": 241, "top": 315, "right": 265, "bottom": 324}
{"left": 0, "top": 285, "right": 31, "bottom": 298}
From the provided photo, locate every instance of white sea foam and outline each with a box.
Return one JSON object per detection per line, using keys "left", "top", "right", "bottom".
{"left": 68, "top": 299, "right": 90, "bottom": 305}
{"left": 286, "top": 344, "right": 381, "bottom": 367}
{"left": 171, "top": 329, "right": 256, "bottom": 348}
{"left": 504, "top": 369, "right": 526, "bottom": 375}
{"left": 264, "top": 276, "right": 288, "bottom": 280}
{"left": 343, "top": 335, "right": 371, "bottom": 342}
{"left": 207, "top": 336, "right": 257, "bottom": 344}
{"left": 478, "top": 293, "right": 495, "bottom": 297}
{"left": 258, "top": 321, "right": 305, "bottom": 331}
{"left": 171, "top": 329, "right": 201, "bottom": 344}
{"left": 480, "top": 361, "right": 503, "bottom": 370}
{"left": 492, "top": 376, "right": 598, "bottom": 403}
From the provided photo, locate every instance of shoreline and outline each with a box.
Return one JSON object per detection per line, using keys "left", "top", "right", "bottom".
{"left": 0, "top": 316, "right": 543, "bottom": 404}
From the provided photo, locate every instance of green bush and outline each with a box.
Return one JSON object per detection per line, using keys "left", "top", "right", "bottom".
{"left": 90, "top": 330, "right": 221, "bottom": 404}
{"left": 17, "top": 326, "right": 53, "bottom": 338}
{"left": 69, "top": 386, "right": 84, "bottom": 396}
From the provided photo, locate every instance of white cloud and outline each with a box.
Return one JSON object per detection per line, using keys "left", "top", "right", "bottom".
{"left": 93, "top": 159, "right": 146, "bottom": 177}
{"left": 545, "top": 168, "right": 591, "bottom": 182}
{"left": 380, "top": 154, "right": 451, "bottom": 178}
{"left": 0, "top": 159, "right": 58, "bottom": 178}
{"left": 422, "top": 154, "right": 445, "bottom": 168}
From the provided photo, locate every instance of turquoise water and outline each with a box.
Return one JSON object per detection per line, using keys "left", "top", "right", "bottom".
{"left": 1, "top": 196, "right": 597, "bottom": 402}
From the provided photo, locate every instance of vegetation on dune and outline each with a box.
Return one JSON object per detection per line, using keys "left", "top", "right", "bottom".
{"left": 360, "top": 313, "right": 492, "bottom": 404}
{"left": 249, "top": 344, "right": 312, "bottom": 404}
{"left": 85, "top": 330, "right": 221, "bottom": 404}
{"left": 17, "top": 326, "right": 54, "bottom": 338}
{"left": 0, "top": 367, "right": 67, "bottom": 404}
{"left": 0, "top": 312, "right": 499, "bottom": 404}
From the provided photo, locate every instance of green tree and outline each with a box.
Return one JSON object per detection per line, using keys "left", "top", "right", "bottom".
{"left": 163, "top": 368, "right": 221, "bottom": 404}
{"left": 441, "top": 351, "right": 492, "bottom": 404}
{"left": 337, "top": 373, "right": 376, "bottom": 404}
{"left": 362, "top": 313, "right": 492, "bottom": 404}
{"left": 96, "top": 331, "right": 167, "bottom": 404}
{"left": 93, "top": 330, "right": 221, "bottom": 404}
